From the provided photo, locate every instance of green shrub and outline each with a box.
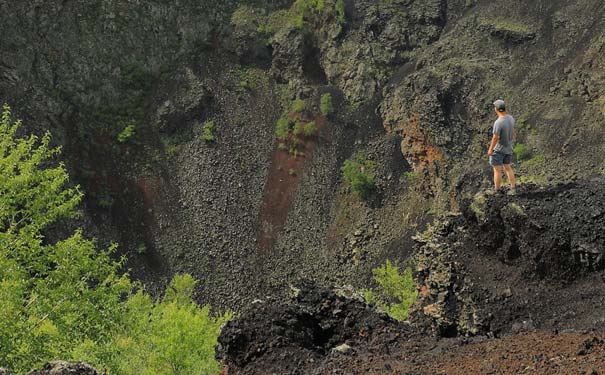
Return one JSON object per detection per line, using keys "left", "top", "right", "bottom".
{"left": 341, "top": 152, "right": 376, "bottom": 199}
{"left": 320, "top": 93, "right": 334, "bottom": 117}
{"left": 239, "top": 80, "right": 250, "bottom": 91}
{"left": 0, "top": 104, "right": 129, "bottom": 372}
{"left": 523, "top": 154, "right": 545, "bottom": 168}
{"left": 335, "top": 0, "right": 346, "bottom": 24}
{"left": 404, "top": 171, "right": 418, "bottom": 182}
{"left": 202, "top": 120, "right": 215, "bottom": 142}
{"left": 302, "top": 121, "right": 317, "bottom": 137}
{"left": 118, "top": 123, "right": 136, "bottom": 143}
{"left": 0, "top": 105, "right": 229, "bottom": 374}
{"left": 276, "top": 117, "right": 291, "bottom": 140}
{"left": 362, "top": 260, "right": 418, "bottom": 321}
{"left": 77, "top": 275, "right": 232, "bottom": 375}
{"left": 293, "top": 121, "right": 305, "bottom": 136}
{"left": 513, "top": 143, "right": 529, "bottom": 161}
{"left": 290, "top": 98, "right": 306, "bottom": 114}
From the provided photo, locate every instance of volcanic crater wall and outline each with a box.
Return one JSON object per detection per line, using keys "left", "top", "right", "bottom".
{"left": 1, "top": 0, "right": 604, "bottom": 310}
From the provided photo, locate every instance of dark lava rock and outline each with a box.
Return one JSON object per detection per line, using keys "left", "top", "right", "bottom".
{"left": 217, "top": 280, "right": 411, "bottom": 374}
{"left": 577, "top": 337, "right": 604, "bottom": 356}
{"left": 27, "top": 362, "right": 101, "bottom": 375}
{"left": 413, "top": 179, "right": 605, "bottom": 337}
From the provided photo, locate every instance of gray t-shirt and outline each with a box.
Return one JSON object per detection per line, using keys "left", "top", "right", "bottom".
{"left": 493, "top": 114, "right": 515, "bottom": 155}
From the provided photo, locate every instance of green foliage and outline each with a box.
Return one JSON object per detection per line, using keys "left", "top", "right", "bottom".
{"left": 294, "top": 0, "right": 325, "bottom": 28}
{"left": 0, "top": 105, "right": 229, "bottom": 374}
{"left": 202, "top": 120, "right": 215, "bottom": 143}
{"left": 234, "top": 67, "right": 267, "bottom": 93}
{"left": 0, "top": 104, "right": 130, "bottom": 372}
{"left": 302, "top": 121, "right": 317, "bottom": 137}
{"left": 479, "top": 18, "right": 535, "bottom": 35}
{"left": 335, "top": 0, "right": 346, "bottom": 24}
{"left": 293, "top": 121, "right": 305, "bottom": 136}
{"left": 404, "top": 171, "right": 418, "bottom": 183}
{"left": 523, "top": 154, "right": 545, "bottom": 169}
{"left": 362, "top": 260, "right": 418, "bottom": 321}
{"left": 290, "top": 98, "right": 307, "bottom": 114}
{"left": 118, "top": 124, "right": 136, "bottom": 143}
{"left": 320, "top": 93, "right": 334, "bottom": 117}
{"left": 341, "top": 152, "right": 376, "bottom": 199}
{"left": 276, "top": 117, "right": 291, "bottom": 140}
{"left": 513, "top": 143, "right": 529, "bottom": 161}
{"left": 77, "top": 275, "right": 232, "bottom": 375}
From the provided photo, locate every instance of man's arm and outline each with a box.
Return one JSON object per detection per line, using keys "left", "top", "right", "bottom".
{"left": 488, "top": 134, "right": 499, "bottom": 156}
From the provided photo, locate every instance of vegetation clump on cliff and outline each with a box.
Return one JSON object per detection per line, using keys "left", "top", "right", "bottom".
{"left": 362, "top": 260, "right": 418, "bottom": 321}
{"left": 341, "top": 152, "right": 376, "bottom": 199}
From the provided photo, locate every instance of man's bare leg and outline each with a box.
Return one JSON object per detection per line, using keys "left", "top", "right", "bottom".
{"left": 504, "top": 164, "right": 516, "bottom": 188}
{"left": 493, "top": 166, "right": 503, "bottom": 190}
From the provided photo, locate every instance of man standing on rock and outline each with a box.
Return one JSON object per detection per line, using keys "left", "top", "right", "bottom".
{"left": 487, "top": 99, "right": 517, "bottom": 194}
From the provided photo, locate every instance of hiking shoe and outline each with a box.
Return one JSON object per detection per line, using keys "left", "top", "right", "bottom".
{"left": 485, "top": 188, "right": 499, "bottom": 196}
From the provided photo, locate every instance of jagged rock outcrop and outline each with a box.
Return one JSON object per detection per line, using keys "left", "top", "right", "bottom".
{"left": 217, "top": 281, "right": 412, "bottom": 374}
{"left": 411, "top": 179, "right": 605, "bottom": 336}
{"left": 318, "top": 0, "right": 447, "bottom": 105}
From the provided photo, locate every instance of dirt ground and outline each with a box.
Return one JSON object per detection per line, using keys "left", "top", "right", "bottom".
{"left": 321, "top": 332, "right": 605, "bottom": 375}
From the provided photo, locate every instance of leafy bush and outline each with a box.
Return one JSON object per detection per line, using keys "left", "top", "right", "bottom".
{"left": 404, "top": 171, "right": 418, "bottom": 183}
{"left": 320, "top": 93, "right": 334, "bottom": 117}
{"left": 290, "top": 98, "right": 306, "bottom": 114}
{"left": 276, "top": 117, "right": 291, "bottom": 140}
{"left": 523, "top": 153, "right": 546, "bottom": 168}
{"left": 293, "top": 121, "right": 305, "bottom": 136}
{"left": 0, "top": 105, "right": 229, "bottom": 374}
{"left": 118, "top": 123, "right": 136, "bottom": 143}
{"left": 76, "top": 275, "right": 232, "bottom": 375}
{"left": 513, "top": 143, "right": 529, "bottom": 161}
{"left": 302, "top": 121, "right": 317, "bottom": 137}
{"left": 341, "top": 152, "right": 376, "bottom": 198}
{"left": 362, "top": 260, "right": 418, "bottom": 321}
{"left": 335, "top": 0, "right": 346, "bottom": 24}
{"left": 202, "top": 120, "right": 215, "bottom": 142}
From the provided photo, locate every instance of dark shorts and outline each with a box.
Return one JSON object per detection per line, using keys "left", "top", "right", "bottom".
{"left": 489, "top": 151, "right": 512, "bottom": 166}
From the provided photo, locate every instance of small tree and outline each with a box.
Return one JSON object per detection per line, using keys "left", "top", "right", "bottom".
{"left": 302, "top": 121, "right": 317, "bottom": 137}
{"left": 290, "top": 98, "right": 306, "bottom": 114}
{"left": 362, "top": 260, "right": 418, "bottom": 321}
{"left": 77, "top": 275, "right": 232, "bottom": 375}
{"left": 275, "top": 117, "right": 291, "bottom": 140}
{"left": 202, "top": 120, "right": 215, "bottom": 142}
{"left": 341, "top": 152, "right": 376, "bottom": 199}
{"left": 118, "top": 123, "right": 136, "bottom": 143}
{"left": 0, "top": 104, "right": 132, "bottom": 372}
{"left": 293, "top": 121, "right": 305, "bottom": 136}
{"left": 320, "top": 93, "right": 334, "bottom": 117}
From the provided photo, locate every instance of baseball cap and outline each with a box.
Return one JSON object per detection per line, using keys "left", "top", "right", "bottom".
{"left": 493, "top": 99, "right": 506, "bottom": 112}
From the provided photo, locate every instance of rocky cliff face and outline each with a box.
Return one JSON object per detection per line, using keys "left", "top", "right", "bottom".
{"left": 1, "top": 0, "right": 604, "bottom": 313}
{"left": 218, "top": 179, "right": 605, "bottom": 374}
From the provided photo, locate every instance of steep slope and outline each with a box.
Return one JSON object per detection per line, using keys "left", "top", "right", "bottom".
{"left": 1, "top": 0, "right": 604, "bottom": 313}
